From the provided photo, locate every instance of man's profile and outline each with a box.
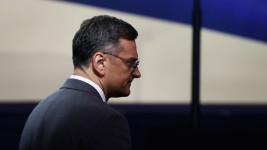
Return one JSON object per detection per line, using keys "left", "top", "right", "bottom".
{"left": 19, "top": 15, "right": 141, "bottom": 150}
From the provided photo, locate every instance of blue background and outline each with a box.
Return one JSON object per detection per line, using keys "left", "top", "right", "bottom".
{"left": 65, "top": 0, "right": 267, "bottom": 43}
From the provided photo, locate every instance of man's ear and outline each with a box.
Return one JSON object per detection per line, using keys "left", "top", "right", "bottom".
{"left": 92, "top": 52, "right": 106, "bottom": 76}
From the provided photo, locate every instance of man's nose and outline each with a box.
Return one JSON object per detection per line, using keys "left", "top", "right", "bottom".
{"left": 132, "top": 67, "right": 141, "bottom": 78}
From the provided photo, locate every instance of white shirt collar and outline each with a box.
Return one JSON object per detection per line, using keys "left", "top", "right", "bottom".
{"left": 69, "top": 75, "right": 106, "bottom": 102}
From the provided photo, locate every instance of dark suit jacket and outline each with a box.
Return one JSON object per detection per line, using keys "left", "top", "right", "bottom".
{"left": 19, "top": 79, "right": 131, "bottom": 150}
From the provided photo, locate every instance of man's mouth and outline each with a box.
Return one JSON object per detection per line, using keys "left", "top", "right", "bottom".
{"left": 128, "top": 78, "right": 133, "bottom": 83}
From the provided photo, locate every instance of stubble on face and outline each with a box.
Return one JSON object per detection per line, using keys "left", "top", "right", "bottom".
{"left": 106, "top": 39, "right": 138, "bottom": 98}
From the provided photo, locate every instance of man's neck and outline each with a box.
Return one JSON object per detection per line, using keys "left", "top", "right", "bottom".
{"left": 73, "top": 67, "right": 108, "bottom": 100}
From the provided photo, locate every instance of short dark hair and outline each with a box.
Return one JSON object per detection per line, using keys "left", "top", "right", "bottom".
{"left": 72, "top": 15, "right": 138, "bottom": 68}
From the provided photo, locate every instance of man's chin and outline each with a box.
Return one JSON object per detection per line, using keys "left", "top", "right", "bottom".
{"left": 120, "top": 90, "right": 131, "bottom": 97}
{"left": 111, "top": 90, "right": 131, "bottom": 98}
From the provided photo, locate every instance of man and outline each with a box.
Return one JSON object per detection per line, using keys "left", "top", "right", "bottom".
{"left": 19, "top": 15, "right": 141, "bottom": 150}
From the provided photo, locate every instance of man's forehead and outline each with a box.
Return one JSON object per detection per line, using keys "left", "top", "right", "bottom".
{"left": 118, "top": 39, "right": 138, "bottom": 57}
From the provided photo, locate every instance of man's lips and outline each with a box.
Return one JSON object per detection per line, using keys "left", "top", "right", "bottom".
{"left": 128, "top": 78, "right": 133, "bottom": 83}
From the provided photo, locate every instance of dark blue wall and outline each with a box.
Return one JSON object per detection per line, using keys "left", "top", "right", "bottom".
{"left": 65, "top": 0, "right": 267, "bottom": 43}
{"left": 1, "top": 103, "right": 267, "bottom": 150}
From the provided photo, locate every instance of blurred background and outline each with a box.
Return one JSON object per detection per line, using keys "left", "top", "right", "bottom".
{"left": 1, "top": 0, "right": 267, "bottom": 149}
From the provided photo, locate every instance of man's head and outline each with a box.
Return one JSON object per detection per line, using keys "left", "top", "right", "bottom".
{"left": 72, "top": 15, "right": 138, "bottom": 68}
{"left": 72, "top": 15, "right": 141, "bottom": 99}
